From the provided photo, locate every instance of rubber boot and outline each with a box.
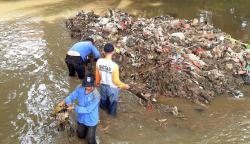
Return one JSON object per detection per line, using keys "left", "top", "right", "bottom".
{"left": 109, "top": 101, "right": 118, "bottom": 117}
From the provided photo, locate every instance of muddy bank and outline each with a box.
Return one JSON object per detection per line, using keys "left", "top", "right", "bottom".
{"left": 65, "top": 9, "right": 250, "bottom": 105}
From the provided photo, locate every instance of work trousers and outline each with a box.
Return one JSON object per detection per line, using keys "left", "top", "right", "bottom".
{"left": 100, "top": 84, "right": 120, "bottom": 116}
{"left": 65, "top": 55, "right": 85, "bottom": 79}
{"left": 77, "top": 122, "right": 97, "bottom": 144}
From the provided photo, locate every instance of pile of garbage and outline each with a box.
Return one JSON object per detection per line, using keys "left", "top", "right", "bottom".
{"left": 66, "top": 9, "right": 250, "bottom": 105}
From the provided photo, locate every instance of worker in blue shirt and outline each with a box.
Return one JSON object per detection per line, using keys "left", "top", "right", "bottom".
{"left": 59, "top": 74, "right": 100, "bottom": 144}
{"left": 65, "top": 38, "right": 101, "bottom": 79}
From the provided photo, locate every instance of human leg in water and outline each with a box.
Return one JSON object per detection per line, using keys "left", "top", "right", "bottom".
{"left": 65, "top": 55, "right": 76, "bottom": 77}
{"left": 100, "top": 84, "right": 109, "bottom": 110}
{"left": 108, "top": 87, "right": 120, "bottom": 116}
{"left": 76, "top": 122, "right": 87, "bottom": 139}
{"left": 85, "top": 125, "right": 97, "bottom": 144}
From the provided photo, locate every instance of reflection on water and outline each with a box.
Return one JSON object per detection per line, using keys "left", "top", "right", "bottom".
{"left": 0, "top": 0, "right": 250, "bottom": 144}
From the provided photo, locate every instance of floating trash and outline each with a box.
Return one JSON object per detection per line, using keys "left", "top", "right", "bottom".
{"left": 230, "top": 8, "right": 235, "bottom": 14}
{"left": 51, "top": 103, "right": 75, "bottom": 135}
{"left": 231, "top": 90, "right": 244, "bottom": 99}
{"left": 241, "top": 21, "right": 248, "bottom": 28}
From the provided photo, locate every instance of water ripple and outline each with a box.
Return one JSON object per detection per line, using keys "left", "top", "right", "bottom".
{"left": 200, "top": 112, "right": 250, "bottom": 144}
{"left": 0, "top": 17, "right": 69, "bottom": 144}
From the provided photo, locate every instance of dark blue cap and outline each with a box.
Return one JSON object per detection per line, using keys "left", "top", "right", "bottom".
{"left": 82, "top": 74, "right": 95, "bottom": 87}
{"left": 104, "top": 43, "right": 114, "bottom": 53}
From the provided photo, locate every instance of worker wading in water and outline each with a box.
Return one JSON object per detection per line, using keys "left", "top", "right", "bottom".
{"left": 59, "top": 74, "right": 100, "bottom": 144}
{"left": 65, "top": 38, "right": 100, "bottom": 79}
{"left": 95, "top": 43, "right": 130, "bottom": 117}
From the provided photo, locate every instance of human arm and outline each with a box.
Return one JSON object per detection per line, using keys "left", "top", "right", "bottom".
{"left": 64, "top": 86, "right": 80, "bottom": 105}
{"left": 112, "top": 65, "right": 130, "bottom": 89}
{"left": 91, "top": 45, "right": 101, "bottom": 59}
{"left": 74, "top": 95, "right": 100, "bottom": 114}
{"left": 95, "top": 65, "right": 101, "bottom": 86}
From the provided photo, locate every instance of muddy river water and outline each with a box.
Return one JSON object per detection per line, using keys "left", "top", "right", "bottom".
{"left": 0, "top": 0, "right": 250, "bottom": 144}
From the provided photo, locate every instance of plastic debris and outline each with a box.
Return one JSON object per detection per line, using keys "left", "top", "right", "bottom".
{"left": 171, "top": 106, "right": 179, "bottom": 116}
{"left": 171, "top": 32, "right": 185, "bottom": 40}
{"left": 66, "top": 9, "right": 249, "bottom": 105}
{"left": 246, "top": 44, "right": 250, "bottom": 49}
{"left": 231, "top": 90, "right": 244, "bottom": 99}
{"left": 241, "top": 21, "right": 247, "bottom": 28}
{"left": 52, "top": 103, "right": 74, "bottom": 133}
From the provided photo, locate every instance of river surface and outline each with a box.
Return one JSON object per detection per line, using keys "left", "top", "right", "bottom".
{"left": 0, "top": 0, "right": 250, "bottom": 144}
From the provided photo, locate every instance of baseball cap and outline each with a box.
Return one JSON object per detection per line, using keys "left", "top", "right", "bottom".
{"left": 82, "top": 74, "right": 95, "bottom": 87}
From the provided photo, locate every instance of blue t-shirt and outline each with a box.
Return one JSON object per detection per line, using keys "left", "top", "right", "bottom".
{"left": 65, "top": 86, "right": 100, "bottom": 126}
{"left": 69, "top": 41, "right": 100, "bottom": 62}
